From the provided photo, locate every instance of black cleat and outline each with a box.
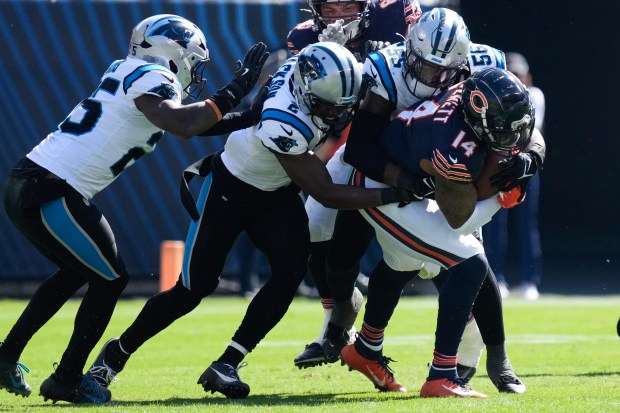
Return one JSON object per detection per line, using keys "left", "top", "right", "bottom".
{"left": 197, "top": 361, "right": 250, "bottom": 399}
{"left": 294, "top": 342, "right": 326, "bottom": 369}
{"left": 40, "top": 374, "right": 111, "bottom": 404}
{"left": 0, "top": 360, "right": 31, "bottom": 397}
{"left": 494, "top": 374, "right": 527, "bottom": 394}
{"left": 86, "top": 338, "right": 127, "bottom": 387}
{"left": 321, "top": 322, "right": 350, "bottom": 364}
{"left": 457, "top": 363, "right": 477, "bottom": 384}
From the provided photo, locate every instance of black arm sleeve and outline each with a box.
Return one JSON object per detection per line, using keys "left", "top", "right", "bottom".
{"left": 197, "top": 110, "right": 253, "bottom": 137}
{"left": 343, "top": 109, "right": 391, "bottom": 182}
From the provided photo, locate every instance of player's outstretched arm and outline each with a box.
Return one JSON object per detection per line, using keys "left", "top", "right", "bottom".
{"left": 275, "top": 151, "right": 415, "bottom": 210}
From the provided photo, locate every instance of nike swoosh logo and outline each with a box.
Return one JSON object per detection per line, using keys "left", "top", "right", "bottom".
{"left": 210, "top": 366, "right": 238, "bottom": 383}
{"left": 449, "top": 155, "right": 458, "bottom": 164}
{"left": 241, "top": 68, "right": 250, "bottom": 76}
{"left": 370, "top": 66, "right": 378, "bottom": 79}
{"left": 366, "top": 366, "right": 385, "bottom": 387}
{"left": 280, "top": 125, "right": 294, "bottom": 136}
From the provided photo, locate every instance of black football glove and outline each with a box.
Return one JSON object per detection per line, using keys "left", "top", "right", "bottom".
{"left": 211, "top": 42, "right": 270, "bottom": 112}
{"left": 396, "top": 170, "right": 436, "bottom": 201}
{"left": 250, "top": 75, "right": 272, "bottom": 124}
{"left": 380, "top": 187, "right": 419, "bottom": 206}
{"left": 490, "top": 152, "right": 541, "bottom": 202}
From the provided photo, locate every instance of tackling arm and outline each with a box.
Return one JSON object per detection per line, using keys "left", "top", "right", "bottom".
{"left": 275, "top": 151, "right": 414, "bottom": 209}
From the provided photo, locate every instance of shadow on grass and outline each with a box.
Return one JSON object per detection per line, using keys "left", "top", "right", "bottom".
{"left": 107, "top": 391, "right": 419, "bottom": 407}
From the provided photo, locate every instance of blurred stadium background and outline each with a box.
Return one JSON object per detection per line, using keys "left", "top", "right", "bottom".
{"left": 0, "top": 0, "right": 618, "bottom": 297}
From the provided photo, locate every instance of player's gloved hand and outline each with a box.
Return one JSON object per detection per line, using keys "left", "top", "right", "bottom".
{"left": 363, "top": 40, "right": 392, "bottom": 55}
{"left": 497, "top": 186, "right": 525, "bottom": 208}
{"left": 380, "top": 187, "right": 419, "bottom": 206}
{"left": 211, "top": 42, "right": 270, "bottom": 112}
{"left": 318, "top": 19, "right": 348, "bottom": 45}
{"left": 490, "top": 151, "right": 541, "bottom": 202}
{"left": 396, "top": 170, "right": 435, "bottom": 201}
{"left": 250, "top": 75, "right": 272, "bottom": 124}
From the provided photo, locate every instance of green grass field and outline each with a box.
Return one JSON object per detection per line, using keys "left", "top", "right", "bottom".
{"left": 1, "top": 295, "right": 619, "bottom": 412}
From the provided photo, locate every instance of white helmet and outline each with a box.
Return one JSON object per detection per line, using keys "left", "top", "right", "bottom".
{"left": 129, "top": 14, "right": 209, "bottom": 98}
{"left": 403, "top": 8, "right": 470, "bottom": 98}
{"left": 293, "top": 41, "right": 363, "bottom": 127}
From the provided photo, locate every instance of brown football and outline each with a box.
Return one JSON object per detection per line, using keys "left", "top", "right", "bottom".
{"left": 474, "top": 151, "right": 504, "bottom": 200}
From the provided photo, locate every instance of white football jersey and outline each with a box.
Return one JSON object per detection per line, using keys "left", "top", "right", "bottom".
{"left": 27, "top": 57, "right": 182, "bottom": 199}
{"left": 363, "top": 42, "right": 505, "bottom": 117}
{"left": 221, "top": 56, "right": 329, "bottom": 191}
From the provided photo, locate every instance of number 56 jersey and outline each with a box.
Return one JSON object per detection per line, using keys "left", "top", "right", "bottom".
{"left": 27, "top": 58, "right": 182, "bottom": 200}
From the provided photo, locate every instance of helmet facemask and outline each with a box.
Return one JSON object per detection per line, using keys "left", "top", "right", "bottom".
{"left": 308, "top": 1, "right": 371, "bottom": 44}
{"left": 293, "top": 42, "right": 362, "bottom": 129}
{"left": 402, "top": 8, "right": 470, "bottom": 99}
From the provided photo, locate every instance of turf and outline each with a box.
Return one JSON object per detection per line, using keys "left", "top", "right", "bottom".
{"left": 0, "top": 295, "right": 619, "bottom": 412}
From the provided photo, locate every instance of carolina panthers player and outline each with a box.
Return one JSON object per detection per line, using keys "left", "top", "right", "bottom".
{"left": 0, "top": 14, "right": 269, "bottom": 404}
{"left": 297, "top": 7, "right": 526, "bottom": 394}
{"left": 287, "top": 0, "right": 422, "bottom": 61}
{"left": 343, "top": 68, "right": 545, "bottom": 397}
{"left": 85, "top": 41, "right": 418, "bottom": 400}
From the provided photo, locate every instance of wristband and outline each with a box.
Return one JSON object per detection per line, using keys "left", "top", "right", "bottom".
{"left": 204, "top": 99, "right": 222, "bottom": 122}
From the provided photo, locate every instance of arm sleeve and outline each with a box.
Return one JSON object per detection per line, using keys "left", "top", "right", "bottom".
{"left": 197, "top": 110, "right": 253, "bottom": 136}
{"left": 342, "top": 109, "right": 391, "bottom": 182}
{"left": 454, "top": 196, "right": 501, "bottom": 236}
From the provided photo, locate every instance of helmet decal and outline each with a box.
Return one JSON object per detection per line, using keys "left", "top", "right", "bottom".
{"left": 469, "top": 90, "right": 488, "bottom": 114}
{"left": 149, "top": 18, "right": 194, "bottom": 49}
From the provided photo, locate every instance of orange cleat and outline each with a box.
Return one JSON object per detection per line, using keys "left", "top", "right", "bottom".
{"left": 341, "top": 344, "right": 406, "bottom": 392}
{"left": 420, "top": 377, "right": 487, "bottom": 398}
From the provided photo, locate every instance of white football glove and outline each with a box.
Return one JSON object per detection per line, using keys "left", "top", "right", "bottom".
{"left": 365, "top": 40, "right": 392, "bottom": 53}
{"left": 318, "top": 19, "right": 347, "bottom": 45}
{"left": 418, "top": 262, "right": 441, "bottom": 280}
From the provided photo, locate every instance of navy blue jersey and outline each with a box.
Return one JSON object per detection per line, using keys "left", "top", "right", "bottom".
{"left": 287, "top": 0, "right": 415, "bottom": 61}
{"left": 378, "top": 84, "right": 487, "bottom": 183}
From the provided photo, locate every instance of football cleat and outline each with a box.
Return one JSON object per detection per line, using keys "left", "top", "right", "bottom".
{"left": 494, "top": 374, "right": 527, "bottom": 394}
{"left": 86, "top": 338, "right": 127, "bottom": 387}
{"left": 456, "top": 363, "right": 477, "bottom": 384}
{"left": 197, "top": 361, "right": 250, "bottom": 399}
{"left": 40, "top": 374, "right": 111, "bottom": 404}
{"left": 322, "top": 322, "right": 351, "bottom": 363}
{"left": 294, "top": 342, "right": 327, "bottom": 369}
{"left": 341, "top": 344, "right": 406, "bottom": 392}
{"left": 420, "top": 377, "right": 487, "bottom": 398}
{"left": 0, "top": 359, "right": 32, "bottom": 397}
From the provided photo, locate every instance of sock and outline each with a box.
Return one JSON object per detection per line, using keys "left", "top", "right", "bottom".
{"left": 313, "top": 299, "right": 333, "bottom": 344}
{"left": 52, "top": 364, "right": 82, "bottom": 386}
{"left": 427, "top": 350, "right": 458, "bottom": 381}
{"left": 485, "top": 343, "right": 515, "bottom": 384}
{"left": 217, "top": 342, "right": 247, "bottom": 368}
{"left": 457, "top": 314, "right": 484, "bottom": 368}
{"left": 106, "top": 339, "right": 131, "bottom": 372}
{"left": 355, "top": 322, "right": 384, "bottom": 360}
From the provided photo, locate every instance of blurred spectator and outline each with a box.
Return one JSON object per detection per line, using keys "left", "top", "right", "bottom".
{"left": 483, "top": 52, "right": 546, "bottom": 300}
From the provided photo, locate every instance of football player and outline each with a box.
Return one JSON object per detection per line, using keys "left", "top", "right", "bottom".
{"left": 85, "top": 42, "right": 418, "bottom": 400}
{"left": 287, "top": 0, "right": 422, "bottom": 61}
{"left": 296, "top": 6, "right": 530, "bottom": 394}
{"left": 0, "top": 14, "right": 269, "bottom": 404}
{"left": 342, "top": 68, "right": 545, "bottom": 397}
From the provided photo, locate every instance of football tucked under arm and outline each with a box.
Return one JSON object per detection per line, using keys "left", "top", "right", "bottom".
{"left": 474, "top": 151, "right": 505, "bottom": 200}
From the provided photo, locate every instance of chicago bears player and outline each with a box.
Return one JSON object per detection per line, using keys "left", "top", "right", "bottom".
{"left": 85, "top": 42, "right": 418, "bottom": 400}
{"left": 0, "top": 14, "right": 269, "bottom": 404}
{"left": 287, "top": 0, "right": 422, "bottom": 61}
{"left": 296, "top": 8, "right": 524, "bottom": 393}
{"left": 342, "top": 68, "right": 545, "bottom": 397}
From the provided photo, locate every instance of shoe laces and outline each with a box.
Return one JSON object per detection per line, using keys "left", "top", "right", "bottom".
{"left": 224, "top": 361, "right": 247, "bottom": 380}
{"left": 88, "top": 362, "right": 119, "bottom": 385}
{"left": 376, "top": 356, "right": 397, "bottom": 381}
{"left": 496, "top": 374, "right": 522, "bottom": 386}
{"left": 450, "top": 377, "right": 473, "bottom": 390}
{"left": 16, "top": 362, "right": 30, "bottom": 377}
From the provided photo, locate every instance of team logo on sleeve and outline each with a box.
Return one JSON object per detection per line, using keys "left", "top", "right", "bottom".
{"left": 270, "top": 136, "right": 298, "bottom": 152}
{"left": 148, "top": 84, "right": 178, "bottom": 100}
